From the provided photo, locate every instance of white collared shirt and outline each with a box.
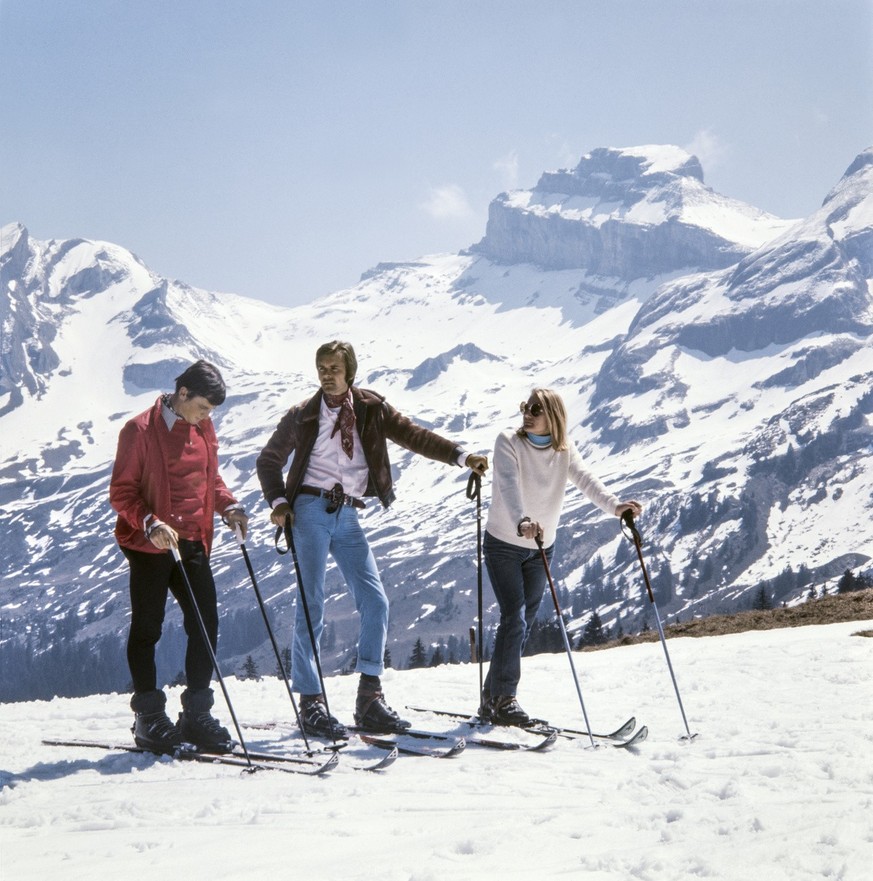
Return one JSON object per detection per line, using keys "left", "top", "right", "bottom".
{"left": 301, "top": 396, "right": 370, "bottom": 498}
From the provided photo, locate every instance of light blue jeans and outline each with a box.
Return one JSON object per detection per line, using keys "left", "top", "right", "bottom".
{"left": 289, "top": 494, "right": 387, "bottom": 695}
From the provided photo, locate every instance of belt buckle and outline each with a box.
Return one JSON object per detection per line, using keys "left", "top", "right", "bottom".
{"left": 325, "top": 483, "right": 344, "bottom": 514}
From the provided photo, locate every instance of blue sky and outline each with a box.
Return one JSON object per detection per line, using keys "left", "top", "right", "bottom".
{"left": 2, "top": 0, "right": 871, "bottom": 307}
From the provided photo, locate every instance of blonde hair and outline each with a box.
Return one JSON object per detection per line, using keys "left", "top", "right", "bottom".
{"left": 516, "top": 387, "right": 569, "bottom": 451}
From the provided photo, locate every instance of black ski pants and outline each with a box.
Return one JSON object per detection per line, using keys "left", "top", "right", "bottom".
{"left": 122, "top": 539, "right": 218, "bottom": 694}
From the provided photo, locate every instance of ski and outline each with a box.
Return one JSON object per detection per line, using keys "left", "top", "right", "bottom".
{"left": 240, "top": 723, "right": 400, "bottom": 771}
{"left": 406, "top": 705, "right": 642, "bottom": 748}
{"left": 520, "top": 720, "right": 647, "bottom": 748}
{"left": 349, "top": 725, "right": 459, "bottom": 743}
{"left": 608, "top": 725, "right": 648, "bottom": 749}
{"left": 42, "top": 738, "right": 338, "bottom": 776}
{"left": 523, "top": 715, "right": 639, "bottom": 743}
{"left": 221, "top": 744, "right": 398, "bottom": 772}
{"left": 466, "top": 728, "right": 557, "bottom": 752}
{"left": 246, "top": 719, "right": 467, "bottom": 764}
{"left": 352, "top": 730, "right": 466, "bottom": 758}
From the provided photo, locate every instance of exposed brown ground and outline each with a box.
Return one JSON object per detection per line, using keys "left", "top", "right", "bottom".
{"left": 589, "top": 588, "right": 873, "bottom": 651}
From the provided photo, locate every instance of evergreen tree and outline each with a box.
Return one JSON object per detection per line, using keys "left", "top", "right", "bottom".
{"left": 578, "top": 611, "right": 606, "bottom": 648}
{"left": 408, "top": 638, "right": 428, "bottom": 669}
{"left": 276, "top": 646, "right": 292, "bottom": 678}
{"left": 751, "top": 586, "right": 772, "bottom": 610}
{"left": 837, "top": 569, "right": 858, "bottom": 593}
{"left": 429, "top": 644, "right": 445, "bottom": 667}
{"left": 446, "top": 634, "right": 461, "bottom": 664}
{"left": 242, "top": 655, "right": 260, "bottom": 680}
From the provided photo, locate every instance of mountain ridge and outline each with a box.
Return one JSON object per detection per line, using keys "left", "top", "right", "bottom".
{"left": 2, "top": 143, "right": 871, "bottom": 701}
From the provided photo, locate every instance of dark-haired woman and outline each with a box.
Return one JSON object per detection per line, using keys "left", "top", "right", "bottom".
{"left": 480, "top": 388, "right": 641, "bottom": 726}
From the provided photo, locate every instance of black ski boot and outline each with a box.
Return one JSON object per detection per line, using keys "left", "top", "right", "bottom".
{"left": 299, "top": 694, "right": 348, "bottom": 739}
{"left": 130, "top": 689, "right": 183, "bottom": 754}
{"left": 484, "top": 695, "right": 531, "bottom": 727}
{"left": 178, "top": 687, "right": 233, "bottom": 753}
{"left": 354, "top": 676, "right": 411, "bottom": 732}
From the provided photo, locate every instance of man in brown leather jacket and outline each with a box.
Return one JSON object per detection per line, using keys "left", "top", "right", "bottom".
{"left": 257, "top": 340, "right": 488, "bottom": 737}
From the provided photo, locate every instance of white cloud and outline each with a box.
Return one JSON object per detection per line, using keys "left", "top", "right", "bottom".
{"left": 493, "top": 150, "right": 519, "bottom": 190}
{"left": 684, "top": 129, "right": 729, "bottom": 172}
{"left": 551, "top": 137, "right": 579, "bottom": 170}
{"left": 421, "top": 184, "right": 475, "bottom": 220}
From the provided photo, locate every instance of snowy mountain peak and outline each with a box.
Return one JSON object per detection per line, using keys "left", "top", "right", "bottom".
{"left": 538, "top": 144, "right": 705, "bottom": 199}
{"left": 473, "top": 144, "right": 793, "bottom": 279}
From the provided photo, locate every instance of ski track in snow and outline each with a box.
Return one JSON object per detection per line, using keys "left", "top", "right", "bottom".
{"left": 1, "top": 620, "right": 871, "bottom": 881}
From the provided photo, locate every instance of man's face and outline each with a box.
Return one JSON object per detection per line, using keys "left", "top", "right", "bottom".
{"left": 175, "top": 388, "right": 215, "bottom": 424}
{"left": 317, "top": 352, "right": 350, "bottom": 396}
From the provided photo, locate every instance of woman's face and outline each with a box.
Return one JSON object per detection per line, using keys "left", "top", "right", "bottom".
{"left": 520, "top": 394, "right": 549, "bottom": 435}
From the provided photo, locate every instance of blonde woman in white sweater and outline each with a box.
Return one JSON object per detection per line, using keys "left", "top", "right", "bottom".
{"left": 480, "top": 388, "right": 642, "bottom": 726}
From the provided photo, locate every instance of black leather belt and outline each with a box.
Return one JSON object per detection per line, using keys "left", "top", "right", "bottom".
{"left": 298, "top": 484, "right": 365, "bottom": 510}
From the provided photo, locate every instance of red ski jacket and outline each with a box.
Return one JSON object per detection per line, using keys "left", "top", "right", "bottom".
{"left": 110, "top": 396, "right": 237, "bottom": 555}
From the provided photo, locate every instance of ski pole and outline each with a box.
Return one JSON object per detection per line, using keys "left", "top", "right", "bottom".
{"left": 276, "top": 514, "right": 342, "bottom": 744}
{"left": 233, "top": 525, "right": 313, "bottom": 754}
{"left": 168, "top": 545, "right": 254, "bottom": 769}
{"left": 535, "top": 535, "right": 597, "bottom": 749}
{"left": 621, "top": 511, "right": 697, "bottom": 741}
{"left": 466, "top": 471, "right": 484, "bottom": 702}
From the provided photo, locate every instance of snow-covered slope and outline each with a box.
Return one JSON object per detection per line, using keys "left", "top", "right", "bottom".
{"left": 2, "top": 622, "right": 871, "bottom": 881}
{"left": 1, "top": 144, "right": 871, "bottom": 701}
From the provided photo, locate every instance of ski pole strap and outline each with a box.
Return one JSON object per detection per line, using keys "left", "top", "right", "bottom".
{"left": 466, "top": 471, "right": 481, "bottom": 502}
{"left": 274, "top": 516, "right": 292, "bottom": 555}
{"left": 620, "top": 510, "right": 643, "bottom": 547}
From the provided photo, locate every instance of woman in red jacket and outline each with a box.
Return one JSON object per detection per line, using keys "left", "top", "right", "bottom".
{"left": 110, "top": 360, "right": 247, "bottom": 754}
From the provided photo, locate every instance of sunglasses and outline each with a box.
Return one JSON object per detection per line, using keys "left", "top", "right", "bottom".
{"left": 519, "top": 401, "right": 544, "bottom": 418}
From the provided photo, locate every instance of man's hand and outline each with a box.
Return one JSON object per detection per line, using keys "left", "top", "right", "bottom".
{"left": 465, "top": 454, "right": 489, "bottom": 476}
{"left": 224, "top": 508, "right": 249, "bottom": 540}
{"left": 148, "top": 522, "right": 179, "bottom": 550}
{"left": 270, "top": 502, "right": 295, "bottom": 529}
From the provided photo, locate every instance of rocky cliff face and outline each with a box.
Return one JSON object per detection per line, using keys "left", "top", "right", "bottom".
{"left": 472, "top": 145, "right": 793, "bottom": 278}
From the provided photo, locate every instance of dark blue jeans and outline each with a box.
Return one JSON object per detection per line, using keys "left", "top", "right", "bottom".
{"left": 482, "top": 531, "right": 554, "bottom": 699}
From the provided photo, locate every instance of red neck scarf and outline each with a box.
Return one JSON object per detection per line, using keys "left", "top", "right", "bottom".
{"left": 324, "top": 390, "right": 355, "bottom": 459}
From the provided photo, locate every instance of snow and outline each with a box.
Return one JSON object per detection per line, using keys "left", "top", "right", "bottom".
{"left": 2, "top": 620, "right": 871, "bottom": 880}
{"left": 616, "top": 144, "right": 696, "bottom": 176}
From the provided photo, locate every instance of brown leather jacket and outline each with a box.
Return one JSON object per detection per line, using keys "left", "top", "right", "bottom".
{"left": 256, "top": 387, "right": 462, "bottom": 509}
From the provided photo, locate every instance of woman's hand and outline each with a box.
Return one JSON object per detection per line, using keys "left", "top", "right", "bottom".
{"left": 615, "top": 501, "right": 643, "bottom": 518}
{"left": 519, "top": 519, "right": 544, "bottom": 541}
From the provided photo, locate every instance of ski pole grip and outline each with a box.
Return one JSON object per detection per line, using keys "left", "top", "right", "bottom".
{"left": 233, "top": 524, "right": 244, "bottom": 546}
{"left": 170, "top": 546, "right": 182, "bottom": 564}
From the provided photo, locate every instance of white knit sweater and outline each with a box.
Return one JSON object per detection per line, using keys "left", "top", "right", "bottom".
{"left": 484, "top": 430, "right": 621, "bottom": 549}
